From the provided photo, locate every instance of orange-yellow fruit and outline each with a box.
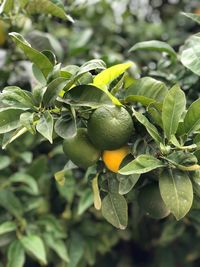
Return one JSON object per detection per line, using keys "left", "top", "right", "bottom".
{"left": 102, "top": 146, "right": 129, "bottom": 173}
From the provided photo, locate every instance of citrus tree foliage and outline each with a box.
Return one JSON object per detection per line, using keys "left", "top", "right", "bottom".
{"left": 0, "top": 0, "right": 73, "bottom": 21}
{"left": 0, "top": 133, "right": 124, "bottom": 267}
{"left": 1, "top": 1, "right": 200, "bottom": 267}
{"left": 1, "top": 23, "right": 200, "bottom": 220}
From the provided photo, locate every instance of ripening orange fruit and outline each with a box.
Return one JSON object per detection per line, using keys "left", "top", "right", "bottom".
{"left": 102, "top": 146, "right": 130, "bottom": 173}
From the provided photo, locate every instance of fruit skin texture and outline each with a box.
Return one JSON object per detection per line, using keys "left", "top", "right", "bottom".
{"left": 138, "top": 183, "right": 170, "bottom": 219}
{"left": 102, "top": 146, "right": 129, "bottom": 173}
{"left": 63, "top": 128, "right": 101, "bottom": 169}
{"left": 87, "top": 106, "right": 134, "bottom": 150}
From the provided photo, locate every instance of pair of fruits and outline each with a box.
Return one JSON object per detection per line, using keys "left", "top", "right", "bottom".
{"left": 63, "top": 105, "right": 134, "bottom": 172}
{"left": 63, "top": 105, "right": 170, "bottom": 220}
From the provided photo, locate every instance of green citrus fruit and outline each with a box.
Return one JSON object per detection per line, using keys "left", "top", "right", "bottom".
{"left": 138, "top": 183, "right": 170, "bottom": 219}
{"left": 63, "top": 128, "right": 101, "bottom": 169}
{"left": 87, "top": 106, "right": 134, "bottom": 150}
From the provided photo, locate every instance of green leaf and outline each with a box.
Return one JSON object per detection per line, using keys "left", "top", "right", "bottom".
{"left": 165, "top": 151, "right": 199, "bottom": 171}
{"left": 62, "top": 59, "right": 106, "bottom": 91}
{"left": 129, "top": 40, "right": 177, "bottom": 59}
{"left": 68, "top": 233, "right": 84, "bottom": 267}
{"left": 27, "top": 155, "right": 47, "bottom": 179}
{"left": 43, "top": 233, "right": 69, "bottom": 262}
{"left": 91, "top": 63, "right": 133, "bottom": 106}
{"left": 134, "top": 111, "right": 162, "bottom": 143}
{"left": 20, "top": 235, "right": 47, "bottom": 265}
{"left": 162, "top": 84, "right": 186, "bottom": 140}
{"left": 107, "top": 173, "right": 119, "bottom": 193}
{"left": 93, "top": 62, "right": 133, "bottom": 88}
{"left": 117, "top": 174, "right": 140, "bottom": 195}
{"left": 98, "top": 88, "right": 121, "bottom": 106}
{"left": 27, "top": 31, "right": 63, "bottom": 61}
{"left": 119, "top": 155, "right": 164, "bottom": 175}
{"left": 191, "top": 171, "right": 200, "bottom": 198}
{"left": 125, "top": 77, "right": 168, "bottom": 105}
{"left": 101, "top": 193, "right": 128, "bottom": 229}
{"left": 9, "top": 173, "right": 39, "bottom": 195}
{"left": 54, "top": 115, "right": 77, "bottom": 139}
{"left": 19, "top": 151, "right": 33, "bottom": 164}
{"left": 25, "top": 0, "right": 73, "bottom": 22}
{"left": 182, "top": 12, "right": 200, "bottom": 25}
{"left": 68, "top": 27, "right": 92, "bottom": 54}
{"left": 84, "top": 238, "right": 96, "bottom": 266}
{"left": 184, "top": 99, "right": 200, "bottom": 135}
{"left": 1, "top": 127, "right": 27, "bottom": 149}
{"left": 194, "top": 150, "right": 200, "bottom": 164}
{"left": 125, "top": 95, "right": 155, "bottom": 106}
{"left": 20, "top": 112, "right": 36, "bottom": 134}
{"left": 194, "top": 133, "right": 200, "bottom": 144}
{"left": 32, "top": 86, "right": 46, "bottom": 107}
{"left": 156, "top": 221, "right": 185, "bottom": 245}
{"left": 9, "top": 32, "right": 53, "bottom": 78}
{"left": 147, "top": 102, "right": 163, "bottom": 128}
{"left": 180, "top": 33, "right": 200, "bottom": 76}
{"left": 42, "top": 50, "right": 56, "bottom": 65}
{"left": 77, "top": 188, "right": 93, "bottom": 215}
{"left": 79, "top": 71, "right": 96, "bottom": 85}
{"left": 159, "top": 169, "right": 193, "bottom": 220}
{"left": 0, "top": 190, "right": 23, "bottom": 219}
{"left": 76, "top": 59, "right": 106, "bottom": 77}
{"left": 19, "top": 0, "right": 29, "bottom": 8}
{"left": 56, "top": 172, "right": 75, "bottom": 203}
{"left": 156, "top": 248, "right": 176, "bottom": 267}
{"left": 0, "top": 0, "right": 13, "bottom": 14}
{"left": 36, "top": 111, "right": 54, "bottom": 143}
{"left": 7, "top": 240, "right": 25, "bottom": 267}
{"left": 0, "top": 109, "right": 24, "bottom": 134}
{"left": 1, "top": 86, "right": 36, "bottom": 109}
{"left": 32, "top": 64, "right": 46, "bottom": 85}
{"left": 54, "top": 107, "right": 76, "bottom": 140}
{"left": 54, "top": 169, "right": 66, "bottom": 186}
{"left": 63, "top": 85, "right": 112, "bottom": 108}
{"left": 0, "top": 221, "right": 16, "bottom": 236}
{"left": 0, "top": 155, "right": 11, "bottom": 170}
{"left": 61, "top": 65, "right": 79, "bottom": 76}
{"left": 42, "top": 77, "right": 68, "bottom": 107}
{"left": 37, "top": 215, "right": 66, "bottom": 239}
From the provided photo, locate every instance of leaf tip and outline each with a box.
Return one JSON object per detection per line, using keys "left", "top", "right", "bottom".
{"left": 119, "top": 224, "right": 127, "bottom": 230}
{"left": 66, "top": 14, "right": 75, "bottom": 23}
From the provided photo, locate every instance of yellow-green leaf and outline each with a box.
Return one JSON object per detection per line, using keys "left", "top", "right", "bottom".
{"left": 93, "top": 62, "right": 133, "bottom": 88}
{"left": 92, "top": 174, "right": 101, "bottom": 210}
